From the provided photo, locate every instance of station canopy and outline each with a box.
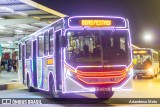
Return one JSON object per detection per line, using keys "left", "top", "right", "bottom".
{"left": 0, "top": 0, "right": 67, "bottom": 51}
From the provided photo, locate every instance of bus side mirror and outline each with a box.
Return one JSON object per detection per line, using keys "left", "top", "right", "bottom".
{"left": 60, "top": 36, "right": 67, "bottom": 47}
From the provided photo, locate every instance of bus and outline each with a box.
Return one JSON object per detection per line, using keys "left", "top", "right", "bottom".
{"left": 18, "top": 16, "right": 133, "bottom": 99}
{"left": 133, "top": 48, "right": 159, "bottom": 79}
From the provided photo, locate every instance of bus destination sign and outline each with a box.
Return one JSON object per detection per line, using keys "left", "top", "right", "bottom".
{"left": 68, "top": 16, "right": 126, "bottom": 28}
{"left": 80, "top": 19, "right": 112, "bottom": 27}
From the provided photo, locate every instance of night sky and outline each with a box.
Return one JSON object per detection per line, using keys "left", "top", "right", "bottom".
{"left": 33, "top": 0, "right": 160, "bottom": 50}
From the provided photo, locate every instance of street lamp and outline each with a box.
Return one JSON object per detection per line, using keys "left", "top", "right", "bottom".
{"left": 143, "top": 32, "right": 153, "bottom": 42}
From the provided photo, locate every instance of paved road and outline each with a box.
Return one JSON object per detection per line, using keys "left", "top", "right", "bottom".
{"left": 0, "top": 71, "right": 18, "bottom": 85}
{"left": 1, "top": 76, "right": 160, "bottom": 107}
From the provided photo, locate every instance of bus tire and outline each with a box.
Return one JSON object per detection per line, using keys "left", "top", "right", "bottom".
{"left": 155, "top": 69, "right": 158, "bottom": 77}
{"left": 137, "top": 76, "right": 142, "bottom": 79}
{"left": 49, "top": 80, "right": 60, "bottom": 98}
{"left": 150, "top": 75, "right": 154, "bottom": 79}
{"left": 27, "top": 75, "right": 34, "bottom": 92}
{"left": 133, "top": 75, "right": 136, "bottom": 79}
{"left": 155, "top": 73, "right": 158, "bottom": 77}
{"left": 95, "top": 91, "right": 114, "bottom": 100}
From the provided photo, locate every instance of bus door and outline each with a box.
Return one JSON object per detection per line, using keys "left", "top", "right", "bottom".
{"left": 32, "top": 40, "right": 37, "bottom": 87}
{"left": 22, "top": 45, "right": 25, "bottom": 84}
{"left": 55, "top": 30, "right": 62, "bottom": 90}
{"left": 37, "top": 34, "right": 44, "bottom": 89}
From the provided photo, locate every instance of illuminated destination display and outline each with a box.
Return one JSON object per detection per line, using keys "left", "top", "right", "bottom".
{"left": 81, "top": 20, "right": 112, "bottom": 27}
{"left": 133, "top": 50, "right": 150, "bottom": 54}
{"left": 68, "top": 16, "right": 126, "bottom": 28}
{"left": 47, "top": 58, "right": 53, "bottom": 65}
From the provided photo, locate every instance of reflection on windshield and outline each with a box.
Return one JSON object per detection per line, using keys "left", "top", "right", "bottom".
{"left": 65, "top": 30, "right": 130, "bottom": 66}
{"left": 133, "top": 54, "right": 152, "bottom": 69}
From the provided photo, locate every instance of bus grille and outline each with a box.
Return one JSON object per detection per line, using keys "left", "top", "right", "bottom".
{"left": 76, "top": 66, "right": 126, "bottom": 85}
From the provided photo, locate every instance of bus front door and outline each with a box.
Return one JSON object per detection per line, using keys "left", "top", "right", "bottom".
{"left": 32, "top": 40, "right": 38, "bottom": 87}
{"left": 22, "top": 45, "right": 25, "bottom": 84}
{"left": 55, "top": 30, "right": 62, "bottom": 90}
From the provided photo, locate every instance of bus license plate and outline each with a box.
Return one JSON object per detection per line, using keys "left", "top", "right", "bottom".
{"left": 96, "top": 87, "right": 111, "bottom": 91}
{"left": 88, "top": 78, "right": 115, "bottom": 82}
{"left": 89, "top": 78, "right": 107, "bottom": 82}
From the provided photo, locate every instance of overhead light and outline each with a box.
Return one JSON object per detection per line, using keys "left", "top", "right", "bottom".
{"left": 0, "top": 17, "right": 4, "bottom": 19}
{"left": 0, "top": 26, "right": 5, "bottom": 29}
{"left": 15, "top": 30, "right": 23, "bottom": 33}
{"left": 0, "top": 7, "right": 14, "bottom": 13}
{"left": 14, "top": 41, "right": 19, "bottom": 43}
{"left": 16, "top": 12, "right": 28, "bottom": 16}
{"left": 33, "top": 16, "right": 40, "bottom": 20}
{"left": 1, "top": 44, "right": 10, "bottom": 47}
{"left": 48, "top": 21, "right": 52, "bottom": 24}
{"left": 0, "top": 7, "right": 27, "bottom": 17}
{"left": 8, "top": 41, "right": 14, "bottom": 43}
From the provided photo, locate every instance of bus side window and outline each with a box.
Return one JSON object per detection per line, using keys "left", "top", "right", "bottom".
{"left": 44, "top": 31, "right": 49, "bottom": 56}
{"left": 19, "top": 44, "right": 22, "bottom": 60}
{"left": 38, "top": 33, "right": 44, "bottom": 57}
{"left": 49, "top": 29, "right": 54, "bottom": 55}
{"left": 25, "top": 40, "right": 31, "bottom": 59}
{"left": 153, "top": 53, "right": 159, "bottom": 62}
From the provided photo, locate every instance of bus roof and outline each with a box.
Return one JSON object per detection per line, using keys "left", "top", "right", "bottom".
{"left": 19, "top": 16, "right": 128, "bottom": 43}
{"left": 19, "top": 18, "right": 64, "bottom": 43}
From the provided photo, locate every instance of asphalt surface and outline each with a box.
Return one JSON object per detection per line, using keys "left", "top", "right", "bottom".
{"left": 1, "top": 75, "right": 160, "bottom": 107}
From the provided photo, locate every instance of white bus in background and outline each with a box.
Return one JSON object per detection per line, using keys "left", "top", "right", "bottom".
{"left": 133, "top": 48, "right": 159, "bottom": 79}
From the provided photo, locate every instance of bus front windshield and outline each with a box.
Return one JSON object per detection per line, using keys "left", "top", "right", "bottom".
{"left": 133, "top": 54, "right": 152, "bottom": 69}
{"left": 65, "top": 30, "right": 131, "bottom": 67}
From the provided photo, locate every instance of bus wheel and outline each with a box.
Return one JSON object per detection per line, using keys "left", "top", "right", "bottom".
{"left": 133, "top": 75, "right": 136, "bottom": 79}
{"left": 155, "top": 71, "right": 158, "bottom": 77}
{"left": 27, "top": 75, "right": 34, "bottom": 92}
{"left": 49, "top": 80, "right": 60, "bottom": 98}
{"left": 150, "top": 75, "right": 154, "bottom": 79}
{"left": 95, "top": 91, "right": 114, "bottom": 100}
{"left": 155, "top": 74, "right": 158, "bottom": 77}
{"left": 137, "top": 76, "right": 142, "bottom": 79}
{"left": 154, "top": 73, "right": 157, "bottom": 77}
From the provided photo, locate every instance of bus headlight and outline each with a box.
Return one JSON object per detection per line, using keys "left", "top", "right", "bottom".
{"left": 126, "top": 66, "right": 133, "bottom": 76}
{"left": 129, "top": 68, "right": 133, "bottom": 75}
{"left": 148, "top": 68, "right": 153, "bottom": 72}
{"left": 66, "top": 69, "right": 74, "bottom": 77}
{"left": 147, "top": 68, "right": 154, "bottom": 75}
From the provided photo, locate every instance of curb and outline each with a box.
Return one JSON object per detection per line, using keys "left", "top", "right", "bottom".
{"left": 0, "top": 82, "right": 24, "bottom": 91}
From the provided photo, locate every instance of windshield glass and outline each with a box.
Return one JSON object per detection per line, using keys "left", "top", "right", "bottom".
{"left": 133, "top": 54, "right": 152, "bottom": 69}
{"left": 65, "top": 30, "right": 131, "bottom": 67}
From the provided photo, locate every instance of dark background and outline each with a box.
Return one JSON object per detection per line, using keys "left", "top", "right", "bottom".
{"left": 33, "top": 0, "right": 160, "bottom": 50}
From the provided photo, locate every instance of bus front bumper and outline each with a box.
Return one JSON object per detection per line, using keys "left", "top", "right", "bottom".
{"left": 134, "top": 69, "right": 154, "bottom": 76}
